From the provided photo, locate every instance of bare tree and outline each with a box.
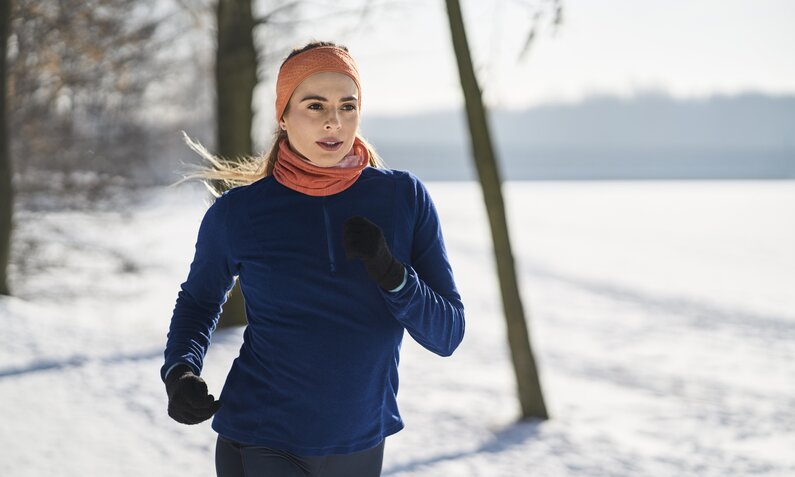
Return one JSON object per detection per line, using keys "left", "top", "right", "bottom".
{"left": 212, "top": 0, "right": 262, "bottom": 328}
{"left": 8, "top": 0, "right": 181, "bottom": 205}
{"left": 5, "top": 0, "right": 220, "bottom": 296}
{"left": 444, "top": 0, "right": 559, "bottom": 420}
{"left": 0, "top": 0, "right": 12, "bottom": 296}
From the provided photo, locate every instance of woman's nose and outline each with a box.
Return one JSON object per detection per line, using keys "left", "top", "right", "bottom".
{"left": 324, "top": 111, "right": 341, "bottom": 130}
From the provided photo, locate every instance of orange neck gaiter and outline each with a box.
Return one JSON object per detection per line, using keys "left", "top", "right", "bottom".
{"left": 272, "top": 137, "right": 369, "bottom": 196}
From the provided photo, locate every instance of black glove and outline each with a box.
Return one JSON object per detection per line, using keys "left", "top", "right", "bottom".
{"left": 342, "top": 216, "right": 405, "bottom": 291}
{"left": 164, "top": 364, "right": 221, "bottom": 425}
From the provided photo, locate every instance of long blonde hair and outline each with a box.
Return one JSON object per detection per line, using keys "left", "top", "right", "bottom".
{"left": 171, "top": 41, "right": 386, "bottom": 197}
{"left": 172, "top": 128, "right": 386, "bottom": 197}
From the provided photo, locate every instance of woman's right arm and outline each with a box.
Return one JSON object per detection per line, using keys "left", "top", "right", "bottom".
{"left": 160, "top": 192, "right": 238, "bottom": 382}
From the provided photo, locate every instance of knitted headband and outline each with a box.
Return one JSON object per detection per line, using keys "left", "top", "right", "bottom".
{"left": 275, "top": 46, "right": 362, "bottom": 122}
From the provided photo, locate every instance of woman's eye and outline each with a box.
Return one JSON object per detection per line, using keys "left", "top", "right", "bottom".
{"left": 308, "top": 103, "right": 323, "bottom": 110}
{"left": 342, "top": 104, "right": 357, "bottom": 111}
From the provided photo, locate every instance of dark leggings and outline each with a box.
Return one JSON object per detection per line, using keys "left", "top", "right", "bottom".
{"left": 215, "top": 435, "right": 385, "bottom": 477}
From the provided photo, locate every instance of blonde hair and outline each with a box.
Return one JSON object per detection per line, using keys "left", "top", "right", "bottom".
{"left": 171, "top": 128, "right": 386, "bottom": 197}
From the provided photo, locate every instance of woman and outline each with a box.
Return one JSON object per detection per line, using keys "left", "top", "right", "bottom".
{"left": 161, "top": 41, "right": 465, "bottom": 477}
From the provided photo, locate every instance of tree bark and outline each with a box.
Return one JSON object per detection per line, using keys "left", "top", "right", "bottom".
{"left": 214, "top": 0, "right": 258, "bottom": 328}
{"left": 0, "top": 0, "right": 13, "bottom": 296}
{"left": 444, "top": 0, "right": 548, "bottom": 420}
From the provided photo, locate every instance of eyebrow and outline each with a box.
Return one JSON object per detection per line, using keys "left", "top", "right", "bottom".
{"left": 299, "top": 95, "right": 358, "bottom": 103}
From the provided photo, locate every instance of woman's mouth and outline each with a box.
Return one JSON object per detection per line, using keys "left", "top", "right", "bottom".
{"left": 316, "top": 140, "right": 343, "bottom": 151}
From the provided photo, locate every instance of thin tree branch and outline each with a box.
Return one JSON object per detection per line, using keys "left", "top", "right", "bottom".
{"left": 259, "top": 0, "right": 402, "bottom": 27}
{"left": 253, "top": 0, "right": 301, "bottom": 26}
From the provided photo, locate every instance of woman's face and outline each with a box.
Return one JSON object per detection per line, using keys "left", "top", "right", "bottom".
{"left": 280, "top": 72, "right": 360, "bottom": 168}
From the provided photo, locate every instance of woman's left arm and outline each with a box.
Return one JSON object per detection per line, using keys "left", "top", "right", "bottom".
{"left": 378, "top": 177, "right": 465, "bottom": 357}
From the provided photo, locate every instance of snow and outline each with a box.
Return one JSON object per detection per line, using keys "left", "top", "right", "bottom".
{"left": 1, "top": 180, "right": 794, "bottom": 476}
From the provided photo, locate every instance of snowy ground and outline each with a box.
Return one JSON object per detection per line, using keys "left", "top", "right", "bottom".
{"left": 1, "top": 179, "right": 794, "bottom": 477}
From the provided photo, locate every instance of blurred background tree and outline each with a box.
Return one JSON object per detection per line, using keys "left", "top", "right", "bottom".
{"left": 1, "top": 0, "right": 12, "bottom": 296}
{"left": 210, "top": 0, "right": 260, "bottom": 328}
{"left": 4, "top": 0, "right": 220, "bottom": 295}
{"left": 8, "top": 1, "right": 173, "bottom": 207}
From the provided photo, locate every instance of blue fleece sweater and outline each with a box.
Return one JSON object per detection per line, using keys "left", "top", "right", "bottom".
{"left": 161, "top": 167, "right": 465, "bottom": 456}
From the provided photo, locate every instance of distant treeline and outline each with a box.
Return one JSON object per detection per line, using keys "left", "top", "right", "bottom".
{"left": 362, "top": 93, "right": 795, "bottom": 180}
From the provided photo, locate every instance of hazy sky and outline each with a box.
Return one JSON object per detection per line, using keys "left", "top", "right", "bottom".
{"left": 254, "top": 0, "right": 795, "bottom": 120}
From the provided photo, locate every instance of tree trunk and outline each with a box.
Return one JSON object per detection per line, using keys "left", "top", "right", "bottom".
{"left": 444, "top": 0, "right": 548, "bottom": 420}
{"left": 0, "top": 0, "right": 13, "bottom": 296}
{"left": 214, "top": 0, "right": 258, "bottom": 328}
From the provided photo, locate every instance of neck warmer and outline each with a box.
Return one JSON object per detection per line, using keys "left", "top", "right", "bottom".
{"left": 272, "top": 137, "right": 369, "bottom": 196}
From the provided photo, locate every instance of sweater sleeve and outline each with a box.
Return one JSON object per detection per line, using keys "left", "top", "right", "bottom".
{"left": 378, "top": 176, "right": 465, "bottom": 357}
{"left": 160, "top": 192, "right": 238, "bottom": 382}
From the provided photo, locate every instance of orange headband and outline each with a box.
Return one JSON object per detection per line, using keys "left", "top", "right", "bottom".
{"left": 275, "top": 46, "right": 362, "bottom": 122}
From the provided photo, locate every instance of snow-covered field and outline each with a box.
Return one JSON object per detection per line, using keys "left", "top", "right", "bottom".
{"left": 1, "top": 180, "right": 794, "bottom": 477}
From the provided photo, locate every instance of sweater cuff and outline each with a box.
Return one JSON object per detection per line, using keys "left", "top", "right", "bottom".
{"left": 163, "top": 362, "right": 191, "bottom": 382}
{"left": 387, "top": 267, "right": 408, "bottom": 293}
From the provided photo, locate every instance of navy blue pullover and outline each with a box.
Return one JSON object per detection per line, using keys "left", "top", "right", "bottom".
{"left": 161, "top": 167, "right": 465, "bottom": 456}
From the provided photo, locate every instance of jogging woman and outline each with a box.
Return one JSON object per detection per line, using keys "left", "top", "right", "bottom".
{"left": 161, "top": 41, "right": 465, "bottom": 477}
